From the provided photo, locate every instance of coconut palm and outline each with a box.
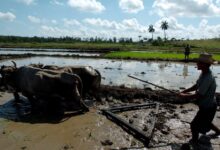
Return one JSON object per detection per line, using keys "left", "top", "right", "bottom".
{"left": 161, "top": 21, "right": 169, "bottom": 40}
{"left": 138, "top": 35, "right": 142, "bottom": 42}
{"left": 148, "top": 25, "right": 155, "bottom": 40}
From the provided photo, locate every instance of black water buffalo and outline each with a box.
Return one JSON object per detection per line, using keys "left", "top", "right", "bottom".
{"left": 0, "top": 63, "right": 89, "bottom": 112}
{"left": 31, "top": 64, "right": 101, "bottom": 101}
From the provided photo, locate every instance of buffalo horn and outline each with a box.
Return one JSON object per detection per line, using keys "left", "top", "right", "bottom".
{"left": 11, "top": 61, "right": 17, "bottom": 68}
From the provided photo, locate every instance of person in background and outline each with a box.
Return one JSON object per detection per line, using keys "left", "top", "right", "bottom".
{"left": 179, "top": 53, "right": 220, "bottom": 144}
{"left": 184, "top": 44, "right": 191, "bottom": 61}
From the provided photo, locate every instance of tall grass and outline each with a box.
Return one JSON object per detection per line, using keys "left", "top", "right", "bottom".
{"left": 105, "top": 51, "right": 220, "bottom": 61}
{"left": 175, "top": 39, "right": 220, "bottom": 50}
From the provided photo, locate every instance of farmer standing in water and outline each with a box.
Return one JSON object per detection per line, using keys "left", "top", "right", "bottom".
{"left": 179, "top": 53, "right": 220, "bottom": 144}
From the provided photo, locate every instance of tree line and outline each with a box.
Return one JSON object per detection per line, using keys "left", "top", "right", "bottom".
{"left": 0, "top": 21, "right": 169, "bottom": 44}
{"left": 0, "top": 35, "right": 135, "bottom": 44}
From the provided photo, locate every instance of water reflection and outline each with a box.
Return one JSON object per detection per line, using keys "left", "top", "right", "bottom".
{"left": 183, "top": 65, "right": 188, "bottom": 78}
{"left": 0, "top": 98, "right": 31, "bottom": 121}
{"left": 0, "top": 57, "right": 220, "bottom": 92}
{"left": 158, "top": 62, "right": 169, "bottom": 71}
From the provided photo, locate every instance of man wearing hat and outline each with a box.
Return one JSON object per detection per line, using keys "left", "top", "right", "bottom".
{"left": 179, "top": 53, "right": 220, "bottom": 144}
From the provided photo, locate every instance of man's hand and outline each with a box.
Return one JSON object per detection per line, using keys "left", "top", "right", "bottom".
{"left": 179, "top": 92, "right": 188, "bottom": 97}
{"left": 178, "top": 91, "right": 200, "bottom": 100}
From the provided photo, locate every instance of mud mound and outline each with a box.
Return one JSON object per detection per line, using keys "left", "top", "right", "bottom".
{"left": 99, "top": 85, "right": 197, "bottom": 104}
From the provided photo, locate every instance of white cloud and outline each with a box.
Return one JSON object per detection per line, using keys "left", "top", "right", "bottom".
{"left": 84, "top": 18, "right": 123, "bottom": 30}
{"left": 50, "top": 0, "right": 64, "bottom": 6}
{"left": 41, "top": 25, "right": 70, "bottom": 37}
{"left": 155, "top": 17, "right": 185, "bottom": 31}
{"left": 155, "top": 18, "right": 185, "bottom": 37}
{"left": 151, "top": 17, "right": 189, "bottom": 39}
{"left": 153, "top": 0, "right": 220, "bottom": 17}
{"left": 150, "top": 17, "right": 220, "bottom": 39}
{"left": 122, "top": 18, "right": 147, "bottom": 32}
{"left": 119, "top": 0, "right": 144, "bottom": 13}
{"left": 84, "top": 18, "right": 147, "bottom": 33}
{"left": 40, "top": 25, "right": 86, "bottom": 37}
{"left": 199, "top": 19, "right": 208, "bottom": 29}
{"left": 34, "top": 16, "right": 220, "bottom": 40}
{"left": 67, "top": 0, "right": 105, "bottom": 13}
{"left": 28, "top": 16, "right": 58, "bottom": 25}
{"left": 51, "top": 20, "right": 57, "bottom": 24}
{"left": 122, "top": 18, "right": 139, "bottom": 28}
{"left": 0, "top": 12, "right": 16, "bottom": 22}
{"left": 217, "top": 0, "right": 220, "bottom": 5}
{"left": 18, "top": 0, "right": 35, "bottom": 5}
{"left": 41, "top": 25, "right": 58, "bottom": 33}
{"left": 28, "top": 15, "right": 41, "bottom": 23}
{"left": 196, "top": 19, "right": 220, "bottom": 39}
{"left": 63, "top": 18, "right": 81, "bottom": 27}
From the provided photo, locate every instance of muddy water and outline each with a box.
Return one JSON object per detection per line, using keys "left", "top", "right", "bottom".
{"left": 0, "top": 92, "right": 145, "bottom": 149}
{"left": 0, "top": 49, "right": 101, "bottom": 56}
{"left": 1, "top": 56, "right": 220, "bottom": 92}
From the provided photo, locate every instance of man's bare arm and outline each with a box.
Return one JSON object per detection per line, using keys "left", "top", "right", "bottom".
{"left": 181, "top": 84, "right": 197, "bottom": 93}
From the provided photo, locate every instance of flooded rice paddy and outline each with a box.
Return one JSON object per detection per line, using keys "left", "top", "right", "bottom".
{"left": 1, "top": 56, "right": 220, "bottom": 92}
{"left": 0, "top": 48, "right": 101, "bottom": 56}
{"left": 1, "top": 54, "right": 220, "bottom": 149}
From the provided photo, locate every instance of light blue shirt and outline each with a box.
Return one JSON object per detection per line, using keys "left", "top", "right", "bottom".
{"left": 196, "top": 69, "right": 217, "bottom": 109}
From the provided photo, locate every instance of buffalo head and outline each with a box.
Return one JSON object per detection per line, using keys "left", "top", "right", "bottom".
{"left": 0, "top": 61, "right": 18, "bottom": 91}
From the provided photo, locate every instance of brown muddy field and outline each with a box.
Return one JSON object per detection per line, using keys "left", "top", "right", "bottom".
{"left": 0, "top": 86, "right": 220, "bottom": 150}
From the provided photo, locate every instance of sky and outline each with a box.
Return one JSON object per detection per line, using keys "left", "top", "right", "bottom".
{"left": 0, "top": 0, "right": 220, "bottom": 40}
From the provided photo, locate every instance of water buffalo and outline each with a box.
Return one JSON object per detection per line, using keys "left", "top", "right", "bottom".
{"left": 29, "top": 63, "right": 44, "bottom": 68}
{"left": 31, "top": 64, "right": 101, "bottom": 101}
{"left": 0, "top": 63, "right": 89, "bottom": 112}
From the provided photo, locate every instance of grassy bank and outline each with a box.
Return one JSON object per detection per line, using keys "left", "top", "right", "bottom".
{"left": 0, "top": 42, "right": 171, "bottom": 51}
{"left": 0, "top": 42, "right": 123, "bottom": 51}
{"left": 104, "top": 51, "right": 220, "bottom": 61}
{"left": 175, "top": 39, "right": 220, "bottom": 50}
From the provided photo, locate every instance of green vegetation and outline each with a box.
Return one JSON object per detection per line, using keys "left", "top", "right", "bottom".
{"left": 105, "top": 51, "right": 220, "bottom": 61}
{"left": 1, "top": 35, "right": 220, "bottom": 53}
{"left": 1, "top": 40, "right": 220, "bottom": 53}
{"left": 173, "top": 39, "right": 220, "bottom": 50}
{"left": 0, "top": 42, "right": 122, "bottom": 51}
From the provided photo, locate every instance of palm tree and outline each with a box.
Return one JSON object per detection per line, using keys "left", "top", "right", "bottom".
{"left": 138, "top": 35, "right": 142, "bottom": 42}
{"left": 148, "top": 25, "right": 155, "bottom": 40}
{"left": 161, "top": 21, "right": 169, "bottom": 40}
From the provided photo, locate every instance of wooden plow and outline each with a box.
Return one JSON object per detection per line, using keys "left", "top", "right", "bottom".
{"left": 101, "top": 102, "right": 159, "bottom": 147}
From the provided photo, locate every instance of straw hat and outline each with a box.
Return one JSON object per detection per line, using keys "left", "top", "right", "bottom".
{"left": 197, "top": 53, "right": 215, "bottom": 64}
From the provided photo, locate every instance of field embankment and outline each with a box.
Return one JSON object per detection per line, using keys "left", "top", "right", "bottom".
{"left": 104, "top": 51, "right": 220, "bottom": 62}
{"left": 1, "top": 39, "right": 220, "bottom": 53}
